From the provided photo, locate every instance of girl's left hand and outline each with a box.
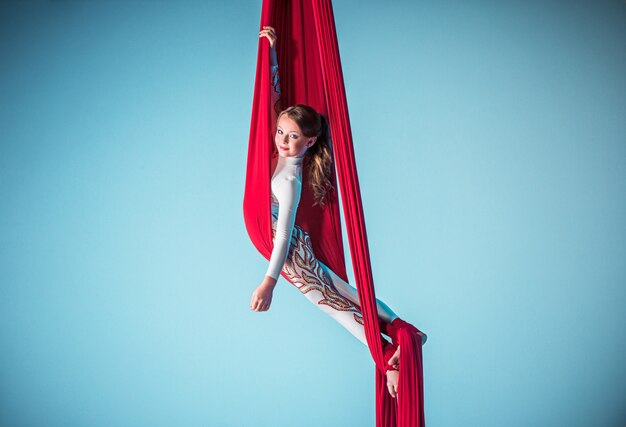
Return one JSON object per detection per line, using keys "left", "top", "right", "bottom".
{"left": 259, "top": 25, "right": 277, "bottom": 49}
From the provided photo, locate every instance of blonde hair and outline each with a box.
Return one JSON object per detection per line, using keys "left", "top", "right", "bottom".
{"left": 275, "top": 104, "right": 334, "bottom": 208}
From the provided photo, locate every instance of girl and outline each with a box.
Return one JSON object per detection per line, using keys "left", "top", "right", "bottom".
{"left": 250, "top": 26, "right": 426, "bottom": 398}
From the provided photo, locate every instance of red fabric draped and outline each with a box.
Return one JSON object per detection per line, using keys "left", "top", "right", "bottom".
{"left": 243, "top": 1, "right": 425, "bottom": 425}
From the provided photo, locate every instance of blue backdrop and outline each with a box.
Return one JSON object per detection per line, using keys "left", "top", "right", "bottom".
{"left": 1, "top": 1, "right": 624, "bottom": 426}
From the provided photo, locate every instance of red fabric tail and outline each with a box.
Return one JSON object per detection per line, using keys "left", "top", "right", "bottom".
{"left": 381, "top": 318, "right": 427, "bottom": 426}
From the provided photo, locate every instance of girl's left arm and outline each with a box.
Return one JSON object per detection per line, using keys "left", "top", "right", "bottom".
{"left": 270, "top": 45, "right": 282, "bottom": 120}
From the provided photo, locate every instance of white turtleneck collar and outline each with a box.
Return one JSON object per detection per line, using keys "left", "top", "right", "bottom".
{"left": 279, "top": 154, "right": 305, "bottom": 166}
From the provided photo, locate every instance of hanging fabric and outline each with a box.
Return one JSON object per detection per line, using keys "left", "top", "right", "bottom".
{"left": 243, "top": 1, "right": 426, "bottom": 425}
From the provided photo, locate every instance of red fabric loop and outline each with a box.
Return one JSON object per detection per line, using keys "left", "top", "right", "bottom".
{"left": 382, "top": 339, "right": 399, "bottom": 373}
{"left": 385, "top": 318, "right": 421, "bottom": 342}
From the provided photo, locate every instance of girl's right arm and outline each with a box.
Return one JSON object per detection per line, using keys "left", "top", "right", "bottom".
{"left": 265, "top": 176, "right": 301, "bottom": 281}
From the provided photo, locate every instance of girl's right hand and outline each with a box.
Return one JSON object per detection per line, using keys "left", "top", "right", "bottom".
{"left": 250, "top": 281, "right": 274, "bottom": 312}
{"left": 259, "top": 25, "right": 277, "bottom": 49}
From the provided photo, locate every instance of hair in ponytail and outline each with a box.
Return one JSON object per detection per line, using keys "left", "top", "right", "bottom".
{"left": 277, "top": 104, "right": 334, "bottom": 208}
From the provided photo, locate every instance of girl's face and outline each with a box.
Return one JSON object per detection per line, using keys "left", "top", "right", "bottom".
{"left": 275, "top": 114, "right": 316, "bottom": 157}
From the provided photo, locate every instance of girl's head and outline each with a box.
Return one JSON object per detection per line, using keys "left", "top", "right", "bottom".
{"left": 274, "top": 104, "right": 334, "bottom": 208}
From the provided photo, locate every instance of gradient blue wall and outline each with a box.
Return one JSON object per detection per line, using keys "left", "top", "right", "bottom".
{"left": 1, "top": 1, "right": 624, "bottom": 426}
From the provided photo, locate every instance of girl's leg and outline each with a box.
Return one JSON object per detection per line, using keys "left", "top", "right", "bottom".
{"left": 318, "top": 260, "right": 398, "bottom": 325}
{"left": 272, "top": 218, "right": 397, "bottom": 347}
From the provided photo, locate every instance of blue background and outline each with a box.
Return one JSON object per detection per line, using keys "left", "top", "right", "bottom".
{"left": 1, "top": 1, "right": 624, "bottom": 426}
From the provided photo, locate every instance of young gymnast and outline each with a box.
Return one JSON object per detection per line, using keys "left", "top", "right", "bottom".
{"left": 250, "top": 26, "right": 427, "bottom": 399}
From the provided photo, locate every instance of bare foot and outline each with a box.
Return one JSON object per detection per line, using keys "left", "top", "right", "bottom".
{"left": 386, "top": 345, "right": 400, "bottom": 398}
{"left": 386, "top": 369, "right": 399, "bottom": 398}
{"left": 388, "top": 345, "right": 400, "bottom": 370}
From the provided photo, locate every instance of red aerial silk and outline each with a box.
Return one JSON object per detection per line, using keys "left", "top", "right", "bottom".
{"left": 243, "top": 1, "right": 426, "bottom": 425}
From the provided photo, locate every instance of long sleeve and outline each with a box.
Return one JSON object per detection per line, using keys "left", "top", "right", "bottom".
{"left": 265, "top": 174, "right": 302, "bottom": 280}
{"left": 270, "top": 45, "right": 282, "bottom": 119}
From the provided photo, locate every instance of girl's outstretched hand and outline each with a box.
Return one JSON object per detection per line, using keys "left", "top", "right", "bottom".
{"left": 250, "top": 277, "right": 276, "bottom": 312}
{"left": 259, "top": 25, "right": 277, "bottom": 48}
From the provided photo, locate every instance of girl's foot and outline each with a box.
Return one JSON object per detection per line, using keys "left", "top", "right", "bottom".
{"left": 388, "top": 345, "right": 400, "bottom": 370}
{"left": 385, "top": 345, "right": 400, "bottom": 398}
{"left": 419, "top": 331, "right": 428, "bottom": 345}
{"left": 386, "top": 369, "right": 399, "bottom": 398}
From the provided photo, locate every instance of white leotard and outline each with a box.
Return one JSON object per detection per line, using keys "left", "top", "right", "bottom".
{"left": 258, "top": 45, "right": 422, "bottom": 350}
{"left": 265, "top": 153, "right": 304, "bottom": 279}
